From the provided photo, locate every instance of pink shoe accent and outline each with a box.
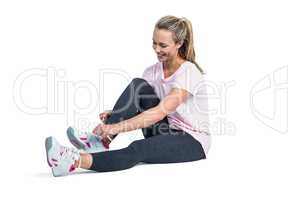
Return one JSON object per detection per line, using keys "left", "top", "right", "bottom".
{"left": 80, "top": 137, "right": 87, "bottom": 141}
{"left": 69, "top": 164, "right": 76, "bottom": 172}
{"left": 85, "top": 142, "right": 91, "bottom": 148}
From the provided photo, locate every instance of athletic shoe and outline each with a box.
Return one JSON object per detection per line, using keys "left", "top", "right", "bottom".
{"left": 66, "top": 126, "right": 109, "bottom": 153}
{"left": 45, "top": 136, "right": 80, "bottom": 177}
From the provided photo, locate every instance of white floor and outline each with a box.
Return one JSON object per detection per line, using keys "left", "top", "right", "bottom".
{"left": 1, "top": 128, "right": 298, "bottom": 200}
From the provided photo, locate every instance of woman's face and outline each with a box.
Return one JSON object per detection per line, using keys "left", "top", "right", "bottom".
{"left": 152, "top": 28, "right": 182, "bottom": 62}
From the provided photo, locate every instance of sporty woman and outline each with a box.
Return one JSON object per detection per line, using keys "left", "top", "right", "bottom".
{"left": 45, "top": 15, "right": 211, "bottom": 177}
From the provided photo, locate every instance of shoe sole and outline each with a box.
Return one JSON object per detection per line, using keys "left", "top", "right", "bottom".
{"left": 45, "top": 137, "right": 59, "bottom": 177}
{"left": 45, "top": 137, "right": 65, "bottom": 177}
{"left": 66, "top": 126, "right": 86, "bottom": 150}
{"left": 45, "top": 137, "right": 53, "bottom": 167}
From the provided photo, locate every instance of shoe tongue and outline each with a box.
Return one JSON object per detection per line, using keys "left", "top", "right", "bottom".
{"left": 87, "top": 134, "right": 100, "bottom": 146}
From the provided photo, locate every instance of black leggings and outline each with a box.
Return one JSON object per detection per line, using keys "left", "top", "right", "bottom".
{"left": 89, "top": 78, "right": 206, "bottom": 172}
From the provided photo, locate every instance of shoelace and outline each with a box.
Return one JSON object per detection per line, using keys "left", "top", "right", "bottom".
{"left": 59, "top": 146, "right": 80, "bottom": 172}
{"left": 50, "top": 146, "right": 79, "bottom": 167}
{"left": 79, "top": 130, "right": 104, "bottom": 148}
{"left": 76, "top": 128, "right": 110, "bottom": 150}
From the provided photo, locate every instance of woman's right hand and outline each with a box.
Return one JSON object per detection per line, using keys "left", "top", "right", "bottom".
{"left": 99, "top": 110, "right": 112, "bottom": 123}
{"left": 98, "top": 110, "right": 113, "bottom": 147}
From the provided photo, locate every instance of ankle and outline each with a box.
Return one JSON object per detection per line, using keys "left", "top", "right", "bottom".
{"left": 76, "top": 153, "right": 93, "bottom": 169}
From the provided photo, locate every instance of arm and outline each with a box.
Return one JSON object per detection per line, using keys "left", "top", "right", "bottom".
{"left": 112, "top": 88, "right": 190, "bottom": 134}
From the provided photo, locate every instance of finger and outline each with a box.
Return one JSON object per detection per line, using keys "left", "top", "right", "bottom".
{"left": 101, "top": 138, "right": 110, "bottom": 149}
{"left": 98, "top": 132, "right": 104, "bottom": 140}
{"left": 102, "top": 137, "right": 109, "bottom": 143}
{"left": 100, "top": 113, "right": 109, "bottom": 121}
{"left": 107, "top": 135, "right": 112, "bottom": 142}
{"left": 92, "top": 125, "right": 99, "bottom": 134}
{"left": 95, "top": 124, "right": 105, "bottom": 137}
{"left": 100, "top": 117, "right": 106, "bottom": 123}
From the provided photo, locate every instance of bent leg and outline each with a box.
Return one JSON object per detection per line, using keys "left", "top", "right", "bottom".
{"left": 104, "top": 78, "right": 170, "bottom": 139}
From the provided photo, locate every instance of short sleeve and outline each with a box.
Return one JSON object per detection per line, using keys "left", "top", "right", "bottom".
{"left": 170, "top": 63, "right": 203, "bottom": 96}
{"left": 141, "top": 65, "right": 156, "bottom": 90}
{"left": 142, "top": 67, "right": 151, "bottom": 81}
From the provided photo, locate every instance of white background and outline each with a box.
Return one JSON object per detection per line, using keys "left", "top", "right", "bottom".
{"left": 0, "top": 0, "right": 299, "bottom": 199}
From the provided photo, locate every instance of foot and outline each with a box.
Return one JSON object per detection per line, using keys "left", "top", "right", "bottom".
{"left": 45, "top": 136, "right": 80, "bottom": 177}
{"left": 66, "top": 126, "right": 109, "bottom": 153}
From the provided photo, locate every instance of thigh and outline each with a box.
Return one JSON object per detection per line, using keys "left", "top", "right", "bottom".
{"left": 129, "top": 132, "right": 206, "bottom": 164}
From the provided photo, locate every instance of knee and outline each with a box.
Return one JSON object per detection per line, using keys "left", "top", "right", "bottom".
{"left": 130, "top": 78, "right": 147, "bottom": 87}
{"left": 129, "top": 140, "right": 144, "bottom": 155}
{"left": 129, "top": 140, "right": 140, "bottom": 150}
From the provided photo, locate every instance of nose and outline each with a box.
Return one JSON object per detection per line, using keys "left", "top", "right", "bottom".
{"left": 153, "top": 45, "right": 161, "bottom": 54}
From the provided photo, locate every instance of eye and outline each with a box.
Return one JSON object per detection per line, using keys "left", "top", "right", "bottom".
{"left": 152, "top": 41, "right": 167, "bottom": 48}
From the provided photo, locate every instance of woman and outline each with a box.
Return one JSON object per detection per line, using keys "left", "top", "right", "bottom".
{"left": 45, "top": 15, "right": 211, "bottom": 177}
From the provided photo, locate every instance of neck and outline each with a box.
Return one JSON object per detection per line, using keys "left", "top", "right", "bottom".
{"left": 163, "top": 57, "right": 185, "bottom": 71}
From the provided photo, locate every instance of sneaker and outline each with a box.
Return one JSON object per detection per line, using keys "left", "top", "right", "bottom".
{"left": 66, "top": 126, "right": 109, "bottom": 153}
{"left": 45, "top": 136, "right": 80, "bottom": 177}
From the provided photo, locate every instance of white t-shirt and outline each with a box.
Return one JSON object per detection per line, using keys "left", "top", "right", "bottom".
{"left": 142, "top": 61, "right": 211, "bottom": 156}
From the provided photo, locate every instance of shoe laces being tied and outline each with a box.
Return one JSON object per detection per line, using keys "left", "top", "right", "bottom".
{"left": 80, "top": 131, "right": 104, "bottom": 149}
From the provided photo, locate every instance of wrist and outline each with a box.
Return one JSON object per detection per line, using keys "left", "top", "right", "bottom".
{"left": 108, "top": 123, "right": 121, "bottom": 135}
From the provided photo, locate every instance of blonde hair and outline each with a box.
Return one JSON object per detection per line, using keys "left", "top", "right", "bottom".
{"left": 155, "top": 15, "right": 204, "bottom": 74}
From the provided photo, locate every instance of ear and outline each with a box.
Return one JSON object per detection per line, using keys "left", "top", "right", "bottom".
{"left": 176, "top": 40, "right": 184, "bottom": 49}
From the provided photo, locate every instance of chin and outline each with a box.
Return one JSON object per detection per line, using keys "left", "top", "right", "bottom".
{"left": 157, "top": 56, "right": 167, "bottom": 62}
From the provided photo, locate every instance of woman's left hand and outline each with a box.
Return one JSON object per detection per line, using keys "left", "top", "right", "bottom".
{"left": 92, "top": 123, "right": 119, "bottom": 139}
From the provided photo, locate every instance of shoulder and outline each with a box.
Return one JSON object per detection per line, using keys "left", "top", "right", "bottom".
{"left": 178, "top": 61, "right": 203, "bottom": 78}
{"left": 142, "top": 62, "right": 160, "bottom": 79}
{"left": 171, "top": 61, "right": 205, "bottom": 95}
